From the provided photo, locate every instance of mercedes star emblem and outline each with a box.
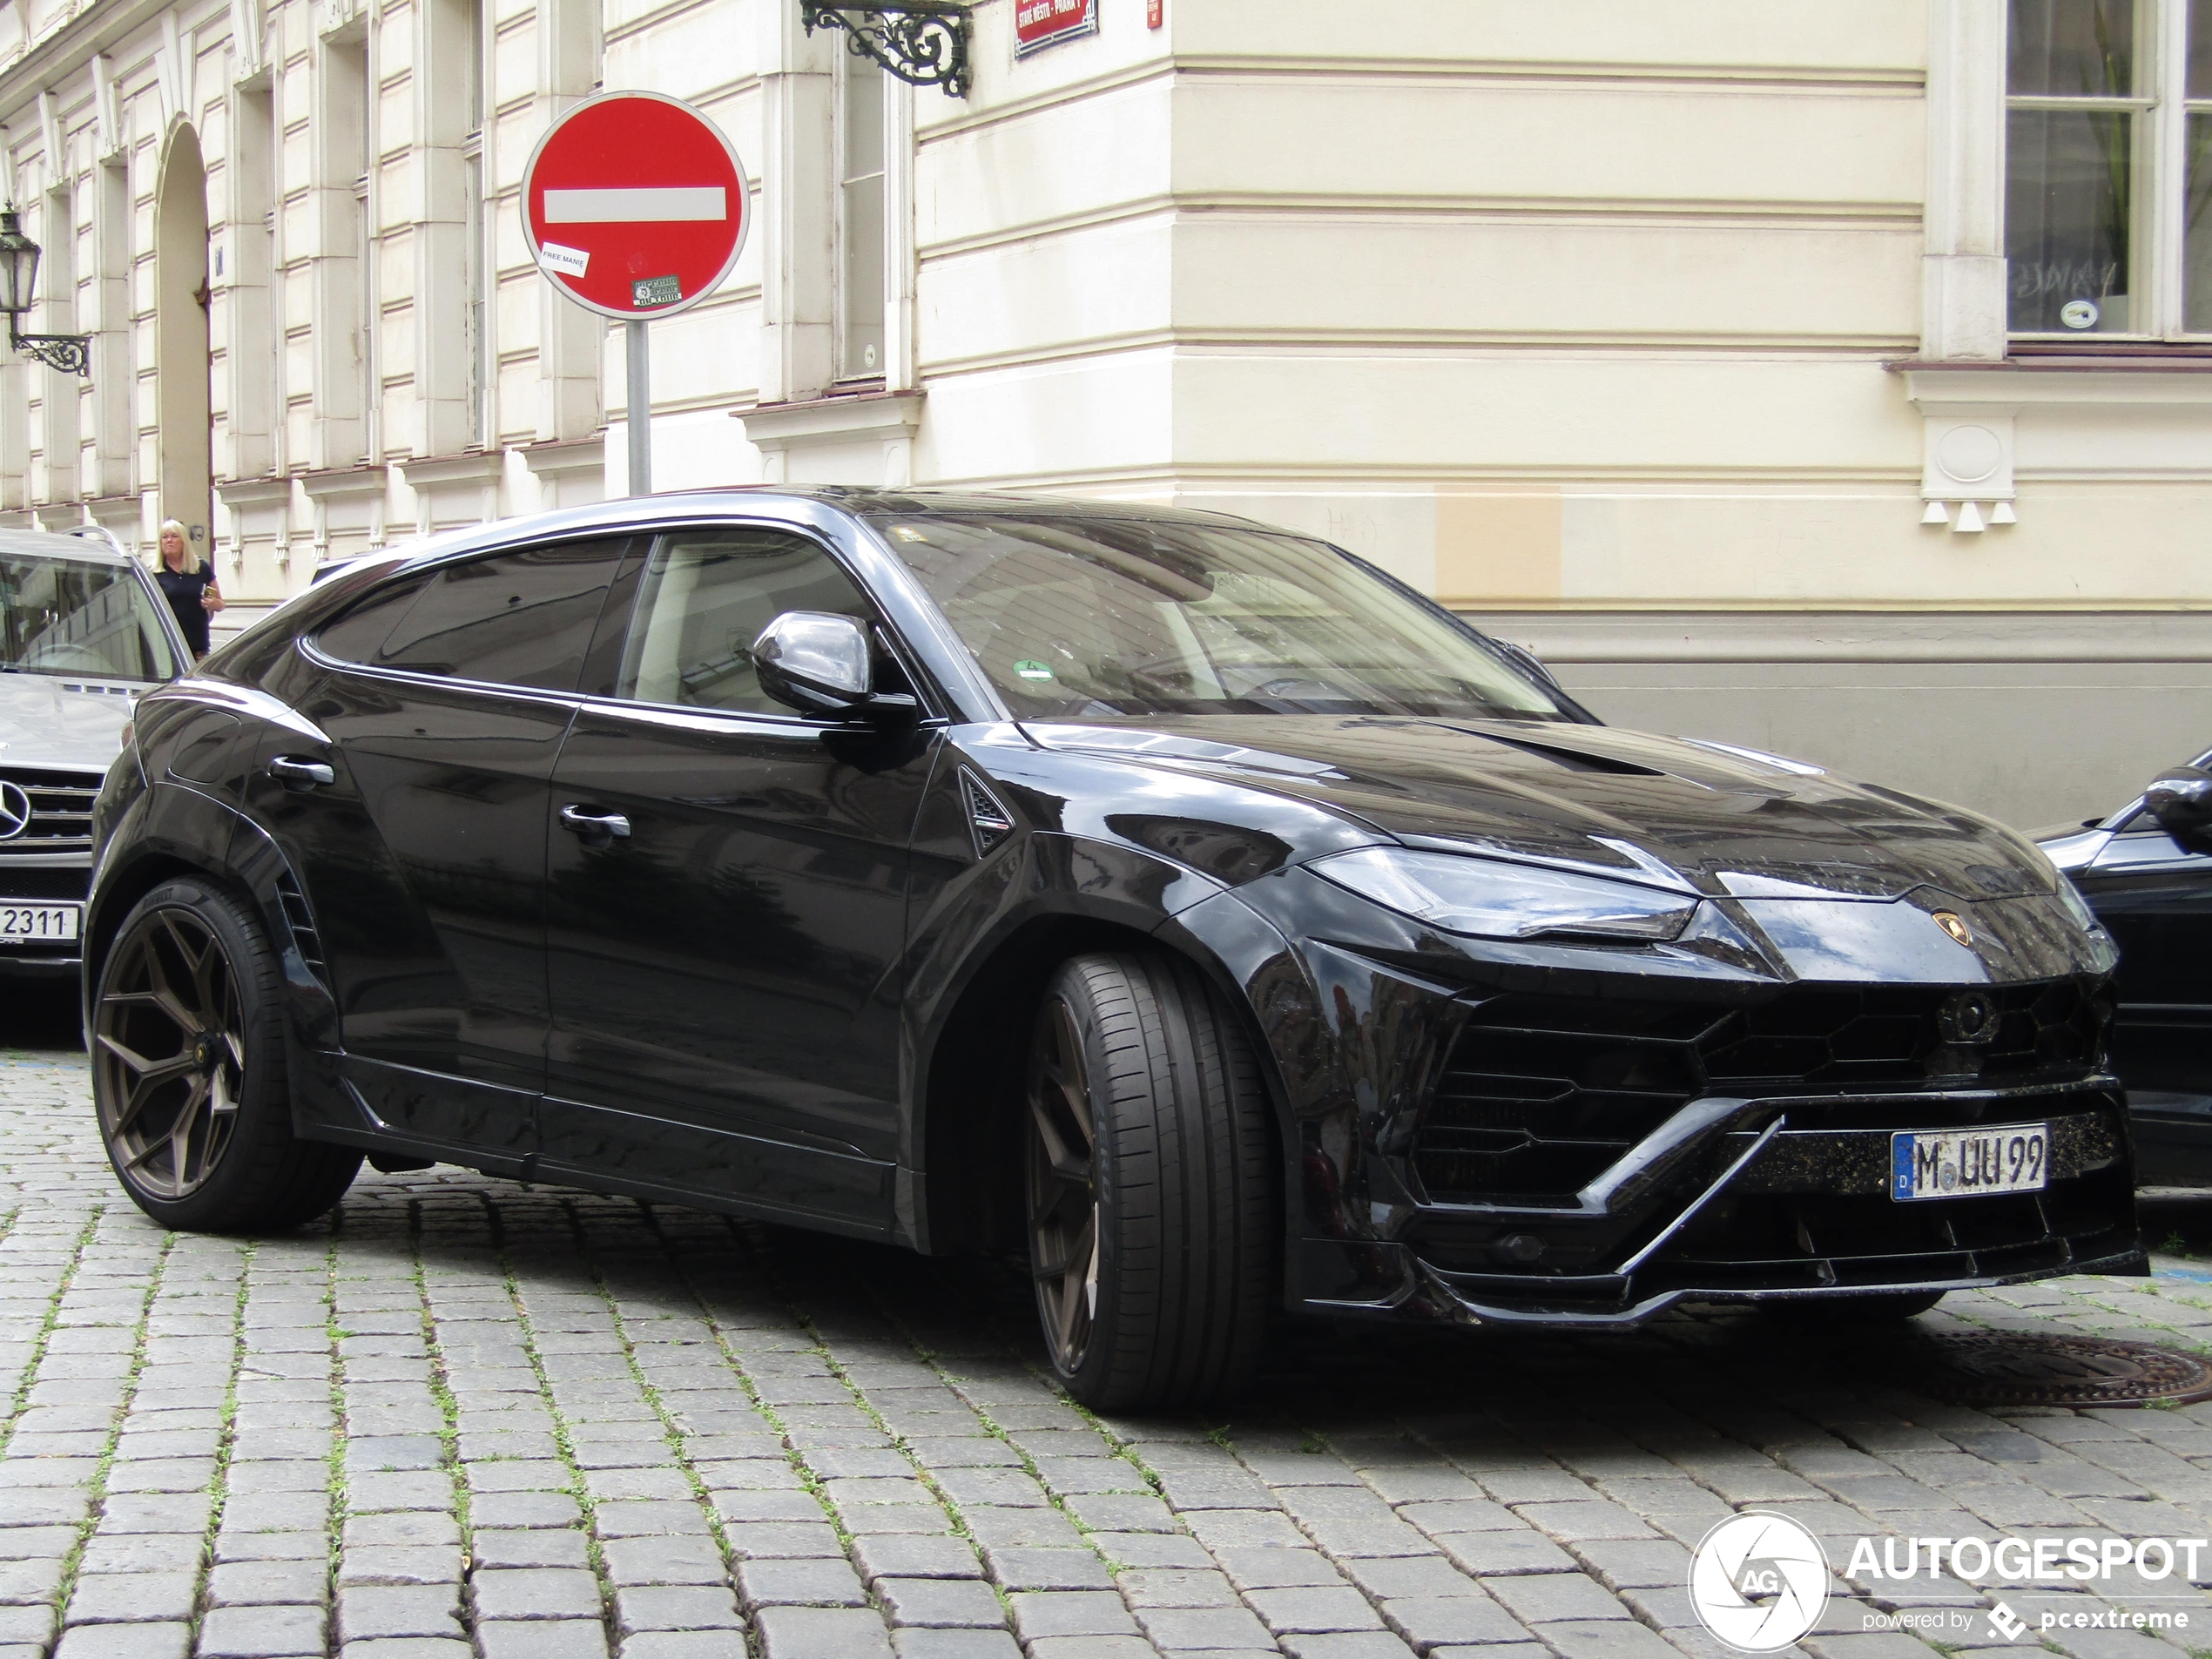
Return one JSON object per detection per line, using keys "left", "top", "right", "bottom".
{"left": 0, "top": 781, "right": 30, "bottom": 842}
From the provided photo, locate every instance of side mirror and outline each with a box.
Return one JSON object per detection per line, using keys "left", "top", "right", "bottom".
{"left": 752, "top": 611, "right": 917, "bottom": 724}
{"left": 2147, "top": 765, "right": 2212, "bottom": 844}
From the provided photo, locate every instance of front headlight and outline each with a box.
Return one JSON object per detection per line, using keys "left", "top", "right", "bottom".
{"left": 1311, "top": 846, "right": 1698, "bottom": 943}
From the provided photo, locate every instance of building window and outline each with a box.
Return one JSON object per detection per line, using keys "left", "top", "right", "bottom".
{"left": 2006, "top": 0, "right": 2212, "bottom": 336}
{"left": 39, "top": 186, "right": 78, "bottom": 501}
{"left": 355, "top": 45, "right": 376, "bottom": 451}
{"left": 836, "top": 55, "right": 887, "bottom": 382}
{"left": 462, "top": 0, "right": 490, "bottom": 447}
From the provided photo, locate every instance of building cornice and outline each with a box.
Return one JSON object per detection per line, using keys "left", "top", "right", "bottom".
{"left": 1898, "top": 363, "right": 2212, "bottom": 405}
{"left": 295, "top": 465, "right": 388, "bottom": 503}
{"left": 518, "top": 437, "right": 604, "bottom": 480}
{"left": 399, "top": 452, "right": 502, "bottom": 489}
{"left": 733, "top": 389, "right": 923, "bottom": 449}
{"left": 214, "top": 475, "right": 291, "bottom": 509}
{"left": 0, "top": 0, "right": 183, "bottom": 128}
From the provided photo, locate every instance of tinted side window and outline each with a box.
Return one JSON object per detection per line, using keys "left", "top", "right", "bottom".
{"left": 610, "top": 529, "right": 876, "bottom": 714}
{"left": 371, "top": 539, "right": 630, "bottom": 691}
{"left": 315, "top": 577, "right": 432, "bottom": 664}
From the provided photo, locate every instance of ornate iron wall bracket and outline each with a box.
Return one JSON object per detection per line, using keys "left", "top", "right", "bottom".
{"left": 10, "top": 328, "right": 88, "bottom": 375}
{"left": 800, "top": 1, "right": 971, "bottom": 97}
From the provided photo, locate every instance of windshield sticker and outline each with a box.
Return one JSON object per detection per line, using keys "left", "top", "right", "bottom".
{"left": 1014, "top": 660, "right": 1056, "bottom": 682}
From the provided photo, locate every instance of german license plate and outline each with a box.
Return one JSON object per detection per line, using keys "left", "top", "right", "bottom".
{"left": 1891, "top": 1123, "right": 2048, "bottom": 1202}
{"left": 0, "top": 905, "right": 79, "bottom": 944}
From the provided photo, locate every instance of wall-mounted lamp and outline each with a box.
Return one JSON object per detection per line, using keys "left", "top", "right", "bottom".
{"left": 799, "top": 1, "right": 972, "bottom": 97}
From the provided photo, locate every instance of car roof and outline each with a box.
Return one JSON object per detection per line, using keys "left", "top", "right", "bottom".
{"left": 374, "top": 487, "right": 1278, "bottom": 577}
{"left": 742, "top": 486, "right": 1271, "bottom": 529}
{"left": 0, "top": 526, "right": 136, "bottom": 565}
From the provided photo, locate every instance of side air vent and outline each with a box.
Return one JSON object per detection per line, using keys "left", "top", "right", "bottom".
{"left": 273, "top": 871, "right": 328, "bottom": 983}
{"left": 960, "top": 768, "right": 1015, "bottom": 857}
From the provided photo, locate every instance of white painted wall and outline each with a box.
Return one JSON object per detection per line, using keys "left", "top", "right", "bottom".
{"left": 0, "top": 0, "right": 2201, "bottom": 821}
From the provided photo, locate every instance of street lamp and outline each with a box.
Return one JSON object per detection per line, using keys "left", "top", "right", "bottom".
{"left": 0, "top": 210, "right": 90, "bottom": 375}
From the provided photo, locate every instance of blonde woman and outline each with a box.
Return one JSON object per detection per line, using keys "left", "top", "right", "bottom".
{"left": 152, "top": 518, "right": 223, "bottom": 658}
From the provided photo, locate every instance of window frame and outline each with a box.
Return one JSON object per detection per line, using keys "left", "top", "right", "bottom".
{"left": 581, "top": 524, "right": 940, "bottom": 725}
{"left": 833, "top": 51, "right": 890, "bottom": 387}
{"left": 2006, "top": 0, "right": 2211, "bottom": 341}
{"left": 306, "top": 534, "right": 634, "bottom": 695}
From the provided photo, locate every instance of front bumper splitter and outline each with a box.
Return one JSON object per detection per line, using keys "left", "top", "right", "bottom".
{"left": 1298, "top": 1078, "right": 2144, "bottom": 1327}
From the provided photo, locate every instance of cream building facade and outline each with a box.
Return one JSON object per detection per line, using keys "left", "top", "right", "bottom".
{"left": 0, "top": 0, "right": 2201, "bottom": 826}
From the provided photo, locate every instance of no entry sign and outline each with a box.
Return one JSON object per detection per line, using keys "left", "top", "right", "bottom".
{"left": 521, "top": 91, "right": 750, "bottom": 321}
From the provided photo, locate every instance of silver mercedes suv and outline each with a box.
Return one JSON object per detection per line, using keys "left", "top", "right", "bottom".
{"left": 0, "top": 527, "right": 188, "bottom": 979}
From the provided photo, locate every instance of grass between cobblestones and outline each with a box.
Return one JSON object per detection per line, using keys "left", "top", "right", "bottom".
{"left": 410, "top": 1201, "right": 475, "bottom": 1646}
{"left": 570, "top": 1197, "right": 753, "bottom": 1592}
{"left": 51, "top": 1218, "right": 175, "bottom": 1634}
{"left": 187, "top": 1236, "right": 258, "bottom": 1649}
{"left": 496, "top": 1213, "right": 618, "bottom": 1618}
{"left": 321, "top": 1222, "right": 349, "bottom": 1594}
{"left": 0, "top": 1204, "right": 91, "bottom": 1460}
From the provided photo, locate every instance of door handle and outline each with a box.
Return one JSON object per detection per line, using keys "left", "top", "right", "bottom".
{"left": 269, "top": 756, "right": 335, "bottom": 791}
{"left": 559, "top": 805, "right": 631, "bottom": 842}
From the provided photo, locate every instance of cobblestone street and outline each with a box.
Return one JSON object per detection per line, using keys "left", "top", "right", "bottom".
{"left": 2, "top": 988, "right": 2211, "bottom": 1659}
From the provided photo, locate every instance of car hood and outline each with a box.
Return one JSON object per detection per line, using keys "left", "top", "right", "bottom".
{"left": 1019, "top": 714, "right": 2055, "bottom": 905}
{"left": 0, "top": 675, "right": 140, "bottom": 771}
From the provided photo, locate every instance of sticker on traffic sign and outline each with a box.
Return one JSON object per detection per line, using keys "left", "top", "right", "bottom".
{"left": 521, "top": 90, "right": 751, "bottom": 321}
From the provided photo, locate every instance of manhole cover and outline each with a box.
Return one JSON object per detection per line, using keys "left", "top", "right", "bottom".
{"left": 1880, "top": 1333, "right": 2212, "bottom": 1409}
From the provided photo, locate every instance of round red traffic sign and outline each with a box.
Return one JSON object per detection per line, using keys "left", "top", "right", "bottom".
{"left": 521, "top": 90, "right": 751, "bottom": 321}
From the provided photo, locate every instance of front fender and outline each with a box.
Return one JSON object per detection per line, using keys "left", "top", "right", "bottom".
{"left": 85, "top": 779, "right": 345, "bottom": 1137}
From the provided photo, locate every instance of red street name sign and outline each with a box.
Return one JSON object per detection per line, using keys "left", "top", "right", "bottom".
{"left": 1016, "top": 0, "right": 1097, "bottom": 55}
{"left": 521, "top": 90, "right": 751, "bottom": 321}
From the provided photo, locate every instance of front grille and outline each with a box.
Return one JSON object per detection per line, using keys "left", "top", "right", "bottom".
{"left": 0, "top": 766, "right": 105, "bottom": 855}
{"left": 1414, "top": 981, "right": 2110, "bottom": 1204}
{"left": 0, "top": 869, "right": 90, "bottom": 900}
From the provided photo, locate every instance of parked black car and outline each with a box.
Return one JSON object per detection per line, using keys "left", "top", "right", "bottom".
{"left": 86, "top": 491, "right": 2140, "bottom": 1408}
{"left": 2037, "top": 752, "right": 2212, "bottom": 1189}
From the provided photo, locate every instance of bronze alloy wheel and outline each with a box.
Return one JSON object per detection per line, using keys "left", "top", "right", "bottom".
{"left": 94, "top": 906, "right": 247, "bottom": 1200}
{"left": 1026, "top": 996, "right": 1101, "bottom": 1375}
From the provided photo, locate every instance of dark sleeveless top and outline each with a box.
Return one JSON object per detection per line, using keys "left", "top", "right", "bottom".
{"left": 155, "top": 563, "right": 216, "bottom": 656}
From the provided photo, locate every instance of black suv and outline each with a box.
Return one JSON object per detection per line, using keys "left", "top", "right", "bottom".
{"left": 2039, "top": 752, "right": 2212, "bottom": 1188}
{"left": 87, "top": 491, "right": 2140, "bottom": 1409}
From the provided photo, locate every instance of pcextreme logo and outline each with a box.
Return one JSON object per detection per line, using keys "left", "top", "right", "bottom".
{"left": 1689, "top": 1511, "right": 1832, "bottom": 1653}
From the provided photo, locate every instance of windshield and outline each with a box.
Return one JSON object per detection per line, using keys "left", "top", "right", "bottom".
{"left": 875, "top": 515, "right": 1568, "bottom": 721}
{"left": 0, "top": 555, "right": 181, "bottom": 682}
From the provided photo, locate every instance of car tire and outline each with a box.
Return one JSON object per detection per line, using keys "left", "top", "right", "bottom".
{"left": 1762, "top": 1289, "right": 1946, "bottom": 1322}
{"left": 91, "top": 877, "right": 361, "bottom": 1231}
{"left": 1023, "top": 952, "right": 1276, "bottom": 1413}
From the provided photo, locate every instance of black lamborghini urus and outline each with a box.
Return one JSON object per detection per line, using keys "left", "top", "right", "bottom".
{"left": 85, "top": 490, "right": 2140, "bottom": 1409}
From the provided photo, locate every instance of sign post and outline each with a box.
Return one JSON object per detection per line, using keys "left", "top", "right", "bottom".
{"left": 520, "top": 91, "right": 752, "bottom": 497}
